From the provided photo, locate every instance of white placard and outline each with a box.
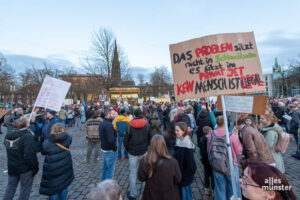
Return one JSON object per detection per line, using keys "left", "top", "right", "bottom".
{"left": 104, "top": 101, "right": 110, "bottom": 106}
{"left": 34, "top": 75, "right": 71, "bottom": 112}
{"left": 224, "top": 96, "right": 254, "bottom": 113}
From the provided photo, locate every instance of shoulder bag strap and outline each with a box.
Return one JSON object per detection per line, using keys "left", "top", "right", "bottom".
{"left": 55, "top": 143, "right": 70, "bottom": 151}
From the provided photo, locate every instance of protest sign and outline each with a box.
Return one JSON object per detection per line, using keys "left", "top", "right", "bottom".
{"left": 34, "top": 75, "right": 71, "bottom": 112}
{"left": 138, "top": 98, "right": 143, "bottom": 104}
{"left": 217, "top": 95, "right": 268, "bottom": 115}
{"left": 0, "top": 109, "right": 7, "bottom": 119}
{"left": 169, "top": 32, "right": 266, "bottom": 100}
{"left": 224, "top": 96, "right": 254, "bottom": 113}
{"left": 99, "top": 94, "right": 107, "bottom": 101}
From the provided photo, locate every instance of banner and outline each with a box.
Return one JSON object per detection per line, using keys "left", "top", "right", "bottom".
{"left": 34, "top": 75, "right": 71, "bottom": 112}
{"left": 169, "top": 32, "right": 266, "bottom": 100}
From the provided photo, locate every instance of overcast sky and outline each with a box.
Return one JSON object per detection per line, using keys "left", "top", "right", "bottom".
{"left": 1, "top": 0, "right": 300, "bottom": 73}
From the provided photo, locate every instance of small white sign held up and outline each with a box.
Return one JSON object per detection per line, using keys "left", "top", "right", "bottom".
{"left": 224, "top": 96, "right": 254, "bottom": 113}
{"left": 35, "top": 75, "right": 71, "bottom": 112}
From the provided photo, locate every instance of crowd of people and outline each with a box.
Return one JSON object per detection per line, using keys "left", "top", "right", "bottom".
{"left": 0, "top": 95, "right": 299, "bottom": 200}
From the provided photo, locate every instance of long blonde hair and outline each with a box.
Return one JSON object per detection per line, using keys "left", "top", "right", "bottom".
{"left": 146, "top": 135, "right": 171, "bottom": 178}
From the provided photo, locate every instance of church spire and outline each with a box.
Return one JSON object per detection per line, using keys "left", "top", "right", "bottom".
{"left": 111, "top": 40, "right": 121, "bottom": 87}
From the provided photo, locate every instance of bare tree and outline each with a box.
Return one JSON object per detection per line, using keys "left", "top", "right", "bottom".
{"left": 83, "top": 27, "right": 131, "bottom": 91}
{"left": 0, "top": 53, "right": 15, "bottom": 102}
{"left": 137, "top": 73, "right": 145, "bottom": 86}
{"left": 149, "top": 66, "right": 172, "bottom": 97}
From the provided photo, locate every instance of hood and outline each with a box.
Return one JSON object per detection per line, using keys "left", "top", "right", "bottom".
{"left": 116, "top": 115, "right": 129, "bottom": 121}
{"left": 6, "top": 128, "right": 28, "bottom": 140}
{"left": 176, "top": 135, "right": 195, "bottom": 149}
{"left": 49, "top": 132, "right": 70, "bottom": 144}
{"left": 261, "top": 123, "right": 283, "bottom": 134}
{"left": 129, "top": 119, "right": 147, "bottom": 129}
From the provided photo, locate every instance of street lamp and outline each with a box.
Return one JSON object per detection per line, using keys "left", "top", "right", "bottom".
{"left": 10, "top": 84, "right": 16, "bottom": 108}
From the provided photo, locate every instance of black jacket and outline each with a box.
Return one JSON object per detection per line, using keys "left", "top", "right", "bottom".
{"left": 29, "top": 122, "right": 42, "bottom": 152}
{"left": 123, "top": 119, "right": 152, "bottom": 156}
{"left": 199, "top": 136, "right": 209, "bottom": 166}
{"left": 290, "top": 110, "right": 300, "bottom": 134}
{"left": 196, "top": 111, "right": 212, "bottom": 146}
{"left": 99, "top": 118, "right": 117, "bottom": 151}
{"left": 40, "top": 132, "right": 74, "bottom": 195}
{"left": 174, "top": 146, "right": 197, "bottom": 186}
{"left": 4, "top": 128, "right": 39, "bottom": 176}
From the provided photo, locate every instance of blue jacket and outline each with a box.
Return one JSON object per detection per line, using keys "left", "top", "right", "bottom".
{"left": 99, "top": 118, "right": 117, "bottom": 151}
{"left": 42, "top": 116, "right": 60, "bottom": 138}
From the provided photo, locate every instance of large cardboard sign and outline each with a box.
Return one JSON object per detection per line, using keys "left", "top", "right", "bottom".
{"left": 169, "top": 32, "right": 266, "bottom": 100}
{"left": 35, "top": 75, "right": 71, "bottom": 112}
{"left": 0, "top": 109, "right": 7, "bottom": 119}
{"left": 217, "top": 95, "right": 268, "bottom": 115}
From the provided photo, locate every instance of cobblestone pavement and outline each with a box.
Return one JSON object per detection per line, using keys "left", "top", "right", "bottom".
{"left": 0, "top": 127, "right": 299, "bottom": 199}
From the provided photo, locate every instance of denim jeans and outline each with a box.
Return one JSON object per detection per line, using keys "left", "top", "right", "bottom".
{"left": 3, "top": 170, "right": 34, "bottom": 200}
{"left": 129, "top": 153, "right": 146, "bottom": 197}
{"left": 181, "top": 184, "right": 193, "bottom": 200}
{"left": 86, "top": 141, "right": 100, "bottom": 162}
{"left": 74, "top": 117, "right": 81, "bottom": 129}
{"left": 100, "top": 150, "right": 117, "bottom": 181}
{"left": 117, "top": 135, "right": 128, "bottom": 159}
{"left": 213, "top": 165, "right": 241, "bottom": 200}
{"left": 49, "top": 188, "right": 68, "bottom": 200}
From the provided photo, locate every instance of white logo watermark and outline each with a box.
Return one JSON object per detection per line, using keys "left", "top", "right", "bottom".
{"left": 262, "top": 178, "right": 292, "bottom": 191}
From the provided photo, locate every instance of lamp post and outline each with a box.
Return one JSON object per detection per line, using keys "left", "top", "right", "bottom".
{"left": 10, "top": 85, "right": 15, "bottom": 108}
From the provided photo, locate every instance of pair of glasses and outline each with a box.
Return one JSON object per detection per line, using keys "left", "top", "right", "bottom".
{"left": 241, "top": 176, "right": 261, "bottom": 189}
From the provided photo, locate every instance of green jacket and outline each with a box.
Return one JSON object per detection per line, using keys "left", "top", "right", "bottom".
{"left": 261, "top": 123, "right": 285, "bottom": 173}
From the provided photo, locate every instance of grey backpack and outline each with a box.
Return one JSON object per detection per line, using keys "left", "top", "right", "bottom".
{"left": 208, "top": 131, "right": 230, "bottom": 175}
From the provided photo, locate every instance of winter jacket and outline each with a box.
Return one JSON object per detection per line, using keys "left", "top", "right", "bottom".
{"left": 290, "top": 110, "right": 300, "bottom": 134}
{"left": 29, "top": 122, "right": 42, "bottom": 152}
{"left": 138, "top": 157, "right": 181, "bottom": 200}
{"left": 99, "top": 118, "right": 117, "bottom": 151}
{"left": 4, "top": 128, "right": 39, "bottom": 176}
{"left": 196, "top": 111, "right": 212, "bottom": 146}
{"left": 163, "top": 132, "right": 176, "bottom": 157}
{"left": 207, "top": 129, "right": 242, "bottom": 166}
{"left": 163, "top": 107, "right": 170, "bottom": 123}
{"left": 40, "top": 132, "right": 74, "bottom": 195}
{"left": 241, "top": 125, "right": 275, "bottom": 165}
{"left": 261, "top": 123, "right": 285, "bottom": 173}
{"left": 199, "top": 136, "right": 209, "bottom": 166}
{"left": 123, "top": 119, "right": 152, "bottom": 156}
{"left": 74, "top": 108, "right": 81, "bottom": 118}
{"left": 174, "top": 135, "right": 197, "bottom": 186}
{"left": 42, "top": 116, "right": 61, "bottom": 138}
{"left": 150, "top": 119, "right": 162, "bottom": 135}
{"left": 156, "top": 107, "right": 164, "bottom": 123}
{"left": 114, "top": 115, "right": 130, "bottom": 137}
{"left": 85, "top": 117, "right": 103, "bottom": 142}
